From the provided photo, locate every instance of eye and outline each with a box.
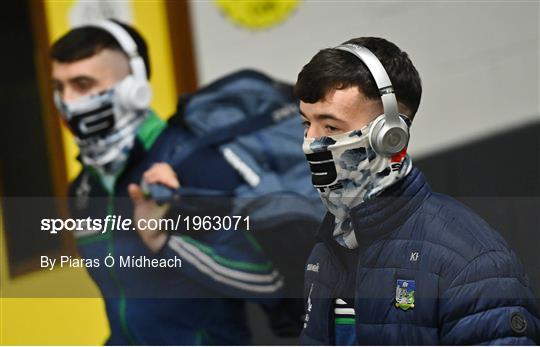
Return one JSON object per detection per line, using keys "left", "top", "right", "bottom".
{"left": 325, "top": 125, "right": 340, "bottom": 133}
{"left": 74, "top": 80, "right": 93, "bottom": 93}
{"left": 302, "top": 120, "right": 311, "bottom": 128}
{"left": 71, "top": 78, "right": 96, "bottom": 94}
{"left": 52, "top": 81, "right": 63, "bottom": 94}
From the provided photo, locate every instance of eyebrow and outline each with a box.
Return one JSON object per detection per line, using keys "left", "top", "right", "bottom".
{"left": 68, "top": 75, "right": 97, "bottom": 84}
{"left": 299, "top": 109, "right": 346, "bottom": 123}
{"left": 51, "top": 75, "right": 97, "bottom": 87}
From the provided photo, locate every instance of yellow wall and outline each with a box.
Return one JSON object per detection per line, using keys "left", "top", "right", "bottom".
{"left": 0, "top": 197, "right": 109, "bottom": 344}
{"left": 1, "top": 1, "right": 178, "bottom": 344}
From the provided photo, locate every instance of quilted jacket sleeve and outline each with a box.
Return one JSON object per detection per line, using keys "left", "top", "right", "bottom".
{"left": 439, "top": 249, "right": 540, "bottom": 345}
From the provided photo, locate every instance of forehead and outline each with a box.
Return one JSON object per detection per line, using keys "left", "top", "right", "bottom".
{"left": 52, "top": 49, "right": 129, "bottom": 81}
{"left": 299, "top": 87, "right": 365, "bottom": 119}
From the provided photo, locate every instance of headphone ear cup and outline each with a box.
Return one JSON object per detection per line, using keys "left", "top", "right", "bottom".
{"left": 369, "top": 114, "right": 410, "bottom": 156}
{"left": 115, "top": 75, "right": 152, "bottom": 111}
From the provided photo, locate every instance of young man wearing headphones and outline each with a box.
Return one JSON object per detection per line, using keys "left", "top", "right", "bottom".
{"left": 51, "top": 20, "right": 287, "bottom": 345}
{"left": 296, "top": 37, "right": 539, "bottom": 345}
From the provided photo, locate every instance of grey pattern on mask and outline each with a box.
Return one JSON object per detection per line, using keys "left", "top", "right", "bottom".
{"left": 339, "top": 148, "right": 368, "bottom": 170}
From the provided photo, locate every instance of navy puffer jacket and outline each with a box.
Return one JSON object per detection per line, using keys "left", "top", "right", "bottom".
{"left": 300, "top": 168, "right": 539, "bottom": 345}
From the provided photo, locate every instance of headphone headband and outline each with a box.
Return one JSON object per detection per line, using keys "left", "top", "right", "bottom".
{"left": 335, "top": 44, "right": 400, "bottom": 127}
{"left": 84, "top": 20, "right": 148, "bottom": 81}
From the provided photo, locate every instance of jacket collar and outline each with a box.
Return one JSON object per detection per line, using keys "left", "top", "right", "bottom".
{"left": 351, "top": 167, "right": 431, "bottom": 248}
{"left": 122, "top": 111, "right": 167, "bottom": 172}
{"left": 317, "top": 167, "right": 431, "bottom": 250}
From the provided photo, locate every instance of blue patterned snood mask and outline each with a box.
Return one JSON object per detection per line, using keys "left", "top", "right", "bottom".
{"left": 303, "top": 115, "right": 412, "bottom": 249}
{"left": 55, "top": 86, "right": 147, "bottom": 175}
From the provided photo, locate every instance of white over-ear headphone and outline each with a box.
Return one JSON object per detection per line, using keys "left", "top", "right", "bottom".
{"left": 335, "top": 44, "right": 409, "bottom": 157}
{"left": 86, "top": 20, "right": 152, "bottom": 110}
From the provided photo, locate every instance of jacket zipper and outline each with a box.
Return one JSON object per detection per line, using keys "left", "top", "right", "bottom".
{"left": 327, "top": 247, "right": 350, "bottom": 345}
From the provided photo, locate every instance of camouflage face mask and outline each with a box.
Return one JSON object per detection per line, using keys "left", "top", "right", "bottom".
{"left": 302, "top": 115, "right": 412, "bottom": 249}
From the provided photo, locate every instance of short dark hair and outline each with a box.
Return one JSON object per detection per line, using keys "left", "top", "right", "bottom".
{"left": 51, "top": 19, "right": 151, "bottom": 79}
{"left": 295, "top": 37, "right": 422, "bottom": 119}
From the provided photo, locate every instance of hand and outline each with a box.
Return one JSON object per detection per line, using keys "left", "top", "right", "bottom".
{"left": 128, "top": 163, "right": 180, "bottom": 253}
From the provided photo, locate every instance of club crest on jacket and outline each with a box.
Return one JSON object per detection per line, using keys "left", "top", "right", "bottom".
{"left": 395, "top": 279, "right": 415, "bottom": 311}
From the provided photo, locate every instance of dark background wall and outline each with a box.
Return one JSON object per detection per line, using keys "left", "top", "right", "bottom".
{"left": 0, "top": 0, "right": 66, "bottom": 276}
{"left": 416, "top": 121, "right": 540, "bottom": 298}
